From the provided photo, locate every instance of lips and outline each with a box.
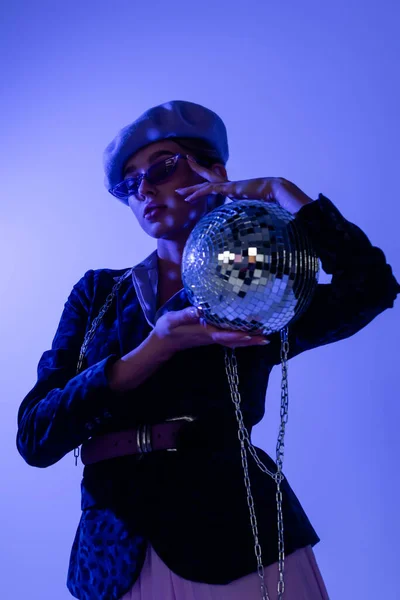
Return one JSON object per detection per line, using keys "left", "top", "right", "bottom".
{"left": 143, "top": 204, "right": 167, "bottom": 219}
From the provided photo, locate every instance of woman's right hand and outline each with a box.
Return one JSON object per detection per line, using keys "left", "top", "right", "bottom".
{"left": 109, "top": 307, "right": 270, "bottom": 392}
{"left": 152, "top": 306, "right": 270, "bottom": 355}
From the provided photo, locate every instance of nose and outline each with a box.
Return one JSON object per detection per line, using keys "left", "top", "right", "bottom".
{"left": 136, "top": 175, "right": 156, "bottom": 201}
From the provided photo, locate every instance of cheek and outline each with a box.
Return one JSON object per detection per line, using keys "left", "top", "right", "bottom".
{"left": 128, "top": 200, "right": 141, "bottom": 219}
{"left": 188, "top": 206, "right": 203, "bottom": 222}
{"left": 164, "top": 206, "right": 201, "bottom": 227}
{"left": 181, "top": 199, "right": 209, "bottom": 224}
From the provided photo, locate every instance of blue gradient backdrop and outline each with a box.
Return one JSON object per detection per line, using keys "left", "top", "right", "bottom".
{"left": 1, "top": 1, "right": 399, "bottom": 598}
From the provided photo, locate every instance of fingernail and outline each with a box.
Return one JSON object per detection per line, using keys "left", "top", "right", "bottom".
{"left": 258, "top": 339, "right": 270, "bottom": 345}
{"left": 175, "top": 189, "right": 184, "bottom": 194}
{"left": 241, "top": 336, "right": 252, "bottom": 340}
{"left": 186, "top": 154, "right": 196, "bottom": 162}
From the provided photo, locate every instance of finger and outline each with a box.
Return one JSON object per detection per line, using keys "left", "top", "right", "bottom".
{"left": 211, "top": 331, "right": 270, "bottom": 346}
{"left": 203, "top": 323, "right": 271, "bottom": 346}
{"left": 168, "top": 306, "right": 200, "bottom": 327}
{"left": 175, "top": 182, "right": 211, "bottom": 195}
{"left": 186, "top": 155, "right": 226, "bottom": 183}
{"left": 184, "top": 183, "right": 227, "bottom": 204}
{"left": 224, "top": 339, "right": 270, "bottom": 348}
{"left": 184, "top": 186, "right": 215, "bottom": 203}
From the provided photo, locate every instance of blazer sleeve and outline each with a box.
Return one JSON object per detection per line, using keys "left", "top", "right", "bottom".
{"left": 16, "top": 270, "right": 120, "bottom": 468}
{"left": 267, "top": 194, "right": 400, "bottom": 364}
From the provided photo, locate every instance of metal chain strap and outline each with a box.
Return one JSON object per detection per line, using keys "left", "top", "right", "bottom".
{"left": 224, "top": 326, "right": 290, "bottom": 600}
{"left": 73, "top": 268, "right": 133, "bottom": 466}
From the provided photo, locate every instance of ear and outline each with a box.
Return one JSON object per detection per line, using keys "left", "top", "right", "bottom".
{"left": 210, "top": 163, "right": 228, "bottom": 181}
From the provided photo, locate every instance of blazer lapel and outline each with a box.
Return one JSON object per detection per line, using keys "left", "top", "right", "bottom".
{"left": 116, "top": 277, "right": 151, "bottom": 356}
{"left": 155, "top": 288, "right": 192, "bottom": 322}
{"left": 115, "top": 263, "right": 193, "bottom": 356}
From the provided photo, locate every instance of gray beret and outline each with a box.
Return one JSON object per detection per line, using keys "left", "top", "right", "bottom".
{"left": 103, "top": 100, "right": 229, "bottom": 198}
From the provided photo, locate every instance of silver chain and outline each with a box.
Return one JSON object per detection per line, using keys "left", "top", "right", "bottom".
{"left": 73, "top": 269, "right": 133, "bottom": 466}
{"left": 224, "top": 326, "right": 290, "bottom": 600}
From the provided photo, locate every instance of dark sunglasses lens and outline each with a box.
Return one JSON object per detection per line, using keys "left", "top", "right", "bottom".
{"left": 147, "top": 157, "right": 178, "bottom": 184}
{"left": 112, "top": 157, "right": 180, "bottom": 198}
{"left": 113, "top": 178, "right": 140, "bottom": 198}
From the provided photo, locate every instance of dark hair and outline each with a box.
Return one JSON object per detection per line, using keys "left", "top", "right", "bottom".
{"left": 173, "top": 137, "right": 227, "bottom": 208}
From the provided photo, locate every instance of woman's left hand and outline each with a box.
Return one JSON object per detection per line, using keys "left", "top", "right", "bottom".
{"left": 176, "top": 155, "right": 315, "bottom": 216}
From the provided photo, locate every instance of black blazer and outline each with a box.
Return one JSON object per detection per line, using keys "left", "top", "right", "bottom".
{"left": 16, "top": 195, "right": 400, "bottom": 600}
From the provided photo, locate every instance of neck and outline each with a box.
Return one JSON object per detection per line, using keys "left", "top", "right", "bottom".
{"left": 156, "top": 238, "right": 185, "bottom": 290}
{"left": 156, "top": 238, "right": 185, "bottom": 266}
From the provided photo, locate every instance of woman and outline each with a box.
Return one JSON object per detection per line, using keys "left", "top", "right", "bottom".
{"left": 17, "top": 100, "right": 400, "bottom": 600}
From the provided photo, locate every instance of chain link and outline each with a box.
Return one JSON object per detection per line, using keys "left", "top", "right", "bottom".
{"left": 224, "top": 326, "right": 290, "bottom": 600}
{"left": 73, "top": 269, "right": 133, "bottom": 466}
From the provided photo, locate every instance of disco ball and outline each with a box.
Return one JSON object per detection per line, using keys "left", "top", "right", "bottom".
{"left": 182, "top": 200, "right": 320, "bottom": 335}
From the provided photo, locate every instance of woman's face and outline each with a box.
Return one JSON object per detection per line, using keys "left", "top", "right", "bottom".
{"left": 123, "top": 140, "right": 226, "bottom": 242}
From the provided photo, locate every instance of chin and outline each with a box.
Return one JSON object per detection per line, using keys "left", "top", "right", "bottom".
{"left": 143, "top": 225, "right": 179, "bottom": 241}
{"left": 143, "top": 218, "right": 198, "bottom": 241}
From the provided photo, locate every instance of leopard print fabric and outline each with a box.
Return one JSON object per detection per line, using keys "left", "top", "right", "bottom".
{"left": 67, "top": 506, "right": 147, "bottom": 600}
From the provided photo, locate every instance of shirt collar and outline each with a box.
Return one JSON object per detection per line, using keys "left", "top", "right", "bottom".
{"left": 113, "top": 249, "right": 187, "bottom": 328}
{"left": 131, "top": 249, "right": 158, "bottom": 273}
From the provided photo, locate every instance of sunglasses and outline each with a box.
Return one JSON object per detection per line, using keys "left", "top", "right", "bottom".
{"left": 110, "top": 153, "right": 194, "bottom": 201}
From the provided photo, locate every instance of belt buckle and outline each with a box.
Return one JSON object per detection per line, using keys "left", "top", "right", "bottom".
{"left": 137, "top": 415, "right": 196, "bottom": 454}
{"left": 165, "top": 415, "right": 196, "bottom": 452}
{"left": 136, "top": 423, "right": 153, "bottom": 454}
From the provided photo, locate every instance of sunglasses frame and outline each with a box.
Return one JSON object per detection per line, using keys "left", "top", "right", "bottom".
{"left": 110, "top": 153, "right": 189, "bottom": 200}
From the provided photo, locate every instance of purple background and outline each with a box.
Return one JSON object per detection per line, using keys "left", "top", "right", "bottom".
{"left": 1, "top": 1, "right": 399, "bottom": 598}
